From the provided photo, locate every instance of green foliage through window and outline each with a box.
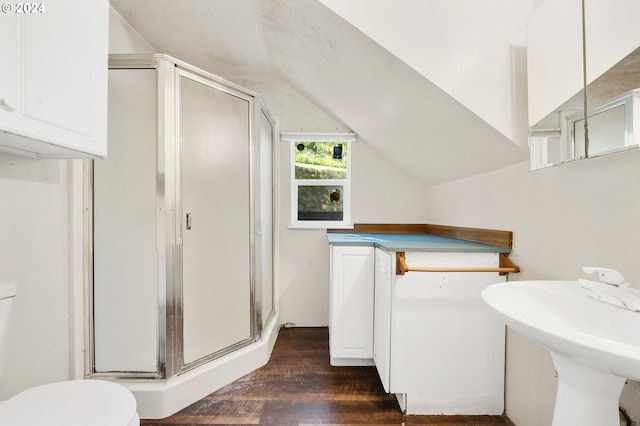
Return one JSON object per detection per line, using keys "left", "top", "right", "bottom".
{"left": 294, "top": 141, "right": 347, "bottom": 221}
{"left": 295, "top": 142, "right": 347, "bottom": 180}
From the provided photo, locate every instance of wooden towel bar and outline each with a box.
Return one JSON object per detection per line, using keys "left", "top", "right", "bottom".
{"left": 396, "top": 252, "right": 520, "bottom": 276}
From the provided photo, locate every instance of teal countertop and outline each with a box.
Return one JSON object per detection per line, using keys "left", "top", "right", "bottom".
{"left": 326, "top": 233, "right": 511, "bottom": 253}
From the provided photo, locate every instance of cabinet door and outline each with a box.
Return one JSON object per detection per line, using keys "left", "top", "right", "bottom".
{"left": 390, "top": 251, "right": 506, "bottom": 414}
{"left": 373, "top": 248, "right": 392, "bottom": 392}
{"left": 0, "top": 0, "right": 108, "bottom": 158}
{"left": 329, "top": 245, "right": 374, "bottom": 364}
{"left": 584, "top": 0, "right": 640, "bottom": 85}
{"left": 527, "top": 0, "right": 583, "bottom": 126}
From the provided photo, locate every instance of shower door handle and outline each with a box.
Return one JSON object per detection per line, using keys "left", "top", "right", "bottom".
{"left": 186, "top": 213, "right": 192, "bottom": 230}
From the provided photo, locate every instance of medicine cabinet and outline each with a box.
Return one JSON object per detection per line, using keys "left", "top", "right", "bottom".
{"left": 527, "top": 0, "right": 640, "bottom": 170}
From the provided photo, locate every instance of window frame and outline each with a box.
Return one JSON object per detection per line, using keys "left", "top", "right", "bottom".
{"left": 282, "top": 132, "right": 355, "bottom": 229}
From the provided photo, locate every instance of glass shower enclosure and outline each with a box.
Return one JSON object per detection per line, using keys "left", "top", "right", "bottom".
{"left": 90, "top": 54, "right": 275, "bottom": 379}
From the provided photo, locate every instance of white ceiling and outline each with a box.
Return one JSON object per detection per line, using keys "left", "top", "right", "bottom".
{"left": 110, "top": 0, "right": 527, "bottom": 186}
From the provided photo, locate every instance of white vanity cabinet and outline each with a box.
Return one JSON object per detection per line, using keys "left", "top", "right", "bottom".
{"left": 379, "top": 250, "right": 506, "bottom": 415}
{"left": 328, "top": 230, "right": 513, "bottom": 415}
{"left": 329, "top": 245, "right": 375, "bottom": 365}
{"left": 0, "top": 0, "right": 109, "bottom": 158}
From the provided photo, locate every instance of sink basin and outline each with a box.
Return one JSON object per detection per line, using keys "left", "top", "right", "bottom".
{"left": 482, "top": 280, "right": 640, "bottom": 380}
{"left": 482, "top": 280, "right": 640, "bottom": 426}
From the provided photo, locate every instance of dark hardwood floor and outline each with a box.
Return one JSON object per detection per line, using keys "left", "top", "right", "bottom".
{"left": 141, "top": 327, "right": 514, "bottom": 426}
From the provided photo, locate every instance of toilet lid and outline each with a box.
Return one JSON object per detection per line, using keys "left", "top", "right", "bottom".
{"left": 0, "top": 379, "right": 139, "bottom": 426}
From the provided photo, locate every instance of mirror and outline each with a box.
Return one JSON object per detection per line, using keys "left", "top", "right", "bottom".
{"left": 529, "top": 88, "right": 584, "bottom": 169}
{"left": 528, "top": 0, "right": 640, "bottom": 172}
{"left": 570, "top": 87, "right": 638, "bottom": 159}
{"left": 530, "top": 47, "right": 640, "bottom": 169}
{"left": 583, "top": 46, "right": 640, "bottom": 156}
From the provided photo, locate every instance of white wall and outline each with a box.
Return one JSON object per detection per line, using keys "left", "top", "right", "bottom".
{"left": 108, "top": 6, "right": 156, "bottom": 54}
{"left": 422, "top": 150, "right": 640, "bottom": 425}
{"left": 229, "top": 75, "right": 430, "bottom": 327}
{"left": 318, "top": 0, "right": 532, "bottom": 148}
{"left": 0, "top": 155, "right": 72, "bottom": 398}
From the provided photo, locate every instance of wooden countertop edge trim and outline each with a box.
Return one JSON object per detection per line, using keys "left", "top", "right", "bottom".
{"left": 424, "top": 224, "right": 513, "bottom": 250}
{"left": 328, "top": 223, "right": 514, "bottom": 249}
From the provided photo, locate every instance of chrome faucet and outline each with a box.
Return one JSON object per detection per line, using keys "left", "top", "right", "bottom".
{"left": 579, "top": 266, "right": 640, "bottom": 312}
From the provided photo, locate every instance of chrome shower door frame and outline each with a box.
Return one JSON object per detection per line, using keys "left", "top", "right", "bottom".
{"left": 88, "top": 54, "right": 274, "bottom": 380}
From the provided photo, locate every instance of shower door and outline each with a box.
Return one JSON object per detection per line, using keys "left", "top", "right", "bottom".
{"left": 178, "top": 72, "right": 253, "bottom": 366}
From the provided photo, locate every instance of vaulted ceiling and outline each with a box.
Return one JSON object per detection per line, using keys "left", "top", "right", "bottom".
{"left": 109, "top": 0, "right": 528, "bottom": 186}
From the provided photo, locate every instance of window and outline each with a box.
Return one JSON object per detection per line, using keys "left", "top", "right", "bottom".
{"left": 282, "top": 132, "right": 355, "bottom": 229}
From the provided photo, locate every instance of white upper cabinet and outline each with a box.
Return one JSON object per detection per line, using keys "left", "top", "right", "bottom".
{"left": 584, "top": 0, "right": 640, "bottom": 87}
{"left": 0, "top": 0, "right": 109, "bottom": 158}
{"left": 527, "top": 0, "right": 583, "bottom": 127}
{"left": 527, "top": 0, "right": 640, "bottom": 169}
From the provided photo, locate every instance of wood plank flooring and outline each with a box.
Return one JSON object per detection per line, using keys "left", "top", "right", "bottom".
{"left": 141, "top": 327, "right": 514, "bottom": 426}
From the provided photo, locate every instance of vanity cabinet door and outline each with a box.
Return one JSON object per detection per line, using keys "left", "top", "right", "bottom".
{"left": 0, "top": 0, "right": 109, "bottom": 158}
{"left": 373, "top": 248, "right": 392, "bottom": 392}
{"left": 389, "top": 251, "right": 506, "bottom": 415}
{"left": 329, "top": 245, "right": 374, "bottom": 365}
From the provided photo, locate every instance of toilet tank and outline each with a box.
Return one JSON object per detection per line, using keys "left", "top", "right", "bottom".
{"left": 0, "top": 280, "right": 17, "bottom": 363}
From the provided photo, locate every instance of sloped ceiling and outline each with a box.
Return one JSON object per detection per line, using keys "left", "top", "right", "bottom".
{"left": 109, "top": 0, "right": 527, "bottom": 186}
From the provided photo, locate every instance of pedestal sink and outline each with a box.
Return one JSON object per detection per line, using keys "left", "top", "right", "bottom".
{"left": 481, "top": 277, "right": 640, "bottom": 426}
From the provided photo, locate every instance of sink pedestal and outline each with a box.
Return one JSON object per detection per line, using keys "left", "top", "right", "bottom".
{"left": 482, "top": 280, "right": 640, "bottom": 426}
{"left": 551, "top": 353, "right": 626, "bottom": 426}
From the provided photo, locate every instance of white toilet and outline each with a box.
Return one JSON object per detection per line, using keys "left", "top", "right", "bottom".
{"left": 0, "top": 280, "right": 140, "bottom": 425}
